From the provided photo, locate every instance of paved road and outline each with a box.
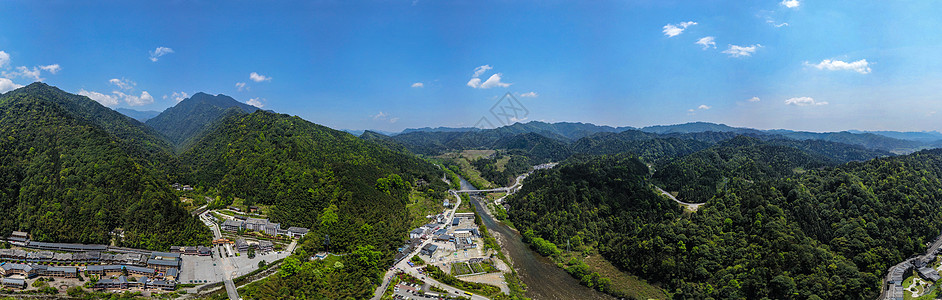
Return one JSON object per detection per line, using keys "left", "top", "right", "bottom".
{"left": 372, "top": 191, "right": 490, "bottom": 300}
{"left": 655, "top": 186, "right": 704, "bottom": 212}
{"left": 200, "top": 210, "right": 241, "bottom": 300}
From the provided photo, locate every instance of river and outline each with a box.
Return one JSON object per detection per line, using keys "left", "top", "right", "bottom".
{"left": 458, "top": 176, "right": 612, "bottom": 300}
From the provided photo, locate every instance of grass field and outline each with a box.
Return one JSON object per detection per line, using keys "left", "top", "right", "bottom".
{"left": 583, "top": 254, "right": 667, "bottom": 299}
{"left": 459, "top": 150, "right": 495, "bottom": 160}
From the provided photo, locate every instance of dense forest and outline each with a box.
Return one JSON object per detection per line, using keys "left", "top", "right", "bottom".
{"left": 0, "top": 83, "right": 210, "bottom": 249}
{"left": 506, "top": 146, "right": 942, "bottom": 299}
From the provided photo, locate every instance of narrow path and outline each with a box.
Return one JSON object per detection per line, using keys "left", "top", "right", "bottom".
{"left": 654, "top": 186, "right": 704, "bottom": 212}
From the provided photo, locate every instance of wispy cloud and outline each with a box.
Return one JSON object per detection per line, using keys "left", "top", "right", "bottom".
{"left": 0, "top": 51, "right": 9, "bottom": 68}
{"left": 697, "top": 104, "right": 711, "bottom": 110}
{"left": 149, "top": 47, "right": 174, "bottom": 62}
{"left": 411, "top": 82, "right": 424, "bottom": 88}
{"left": 250, "top": 72, "right": 271, "bottom": 82}
{"left": 472, "top": 65, "right": 493, "bottom": 77}
{"left": 748, "top": 96, "right": 761, "bottom": 102}
{"left": 767, "top": 20, "right": 789, "bottom": 27}
{"left": 781, "top": 0, "right": 799, "bottom": 8}
{"left": 722, "top": 44, "right": 761, "bottom": 57}
{"left": 170, "top": 91, "right": 188, "bottom": 103}
{"left": 235, "top": 82, "right": 248, "bottom": 91}
{"left": 3, "top": 66, "right": 42, "bottom": 81}
{"left": 247, "top": 97, "right": 264, "bottom": 108}
{"left": 371, "top": 111, "right": 398, "bottom": 123}
{"left": 109, "top": 78, "right": 136, "bottom": 91}
{"left": 39, "top": 64, "right": 60, "bottom": 74}
{"left": 663, "top": 21, "right": 697, "bottom": 38}
{"left": 519, "top": 91, "right": 538, "bottom": 98}
{"left": 695, "top": 36, "right": 716, "bottom": 49}
{"left": 785, "top": 97, "right": 827, "bottom": 106}
{"left": 806, "top": 59, "right": 871, "bottom": 74}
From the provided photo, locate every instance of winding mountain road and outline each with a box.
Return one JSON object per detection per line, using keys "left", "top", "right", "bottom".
{"left": 655, "top": 186, "right": 704, "bottom": 212}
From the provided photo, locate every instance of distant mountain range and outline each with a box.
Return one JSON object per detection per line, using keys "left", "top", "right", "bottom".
{"left": 372, "top": 121, "right": 939, "bottom": 155}
{"left": 114, "top": 108, "right": 161, "bottom": 122}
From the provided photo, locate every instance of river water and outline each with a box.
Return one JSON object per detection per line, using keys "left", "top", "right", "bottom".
{"left": 458, "top": 177, "right": 612, "bottom": 300}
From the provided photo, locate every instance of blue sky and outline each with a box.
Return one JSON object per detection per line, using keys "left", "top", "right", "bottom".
{"left": 1, "top": 0, "right": 941, "bottom": 132}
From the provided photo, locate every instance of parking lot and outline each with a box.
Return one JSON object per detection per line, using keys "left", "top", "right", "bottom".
{"left": 178, "top": 248, "right": 290, "bottom": 284}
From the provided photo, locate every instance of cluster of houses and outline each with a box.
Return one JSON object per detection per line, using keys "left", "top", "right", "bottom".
{"left": 0, "top": 232, "right": 186, "bottom": 291}
{"left": 220, "top": 217, "right": 309, "bottom": 238}
{"left": 171, "top": 183, "right": 194, "bottom": 191}
{"left": 884, "top": 237, "right": 942, "bottom": 300}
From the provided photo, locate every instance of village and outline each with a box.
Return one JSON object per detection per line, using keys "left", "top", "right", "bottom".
{"left": 0, "top": 184, "right": 311, "bottom": 298}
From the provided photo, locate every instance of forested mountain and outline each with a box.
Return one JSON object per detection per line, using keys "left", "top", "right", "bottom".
{"left": 653, "top": 136, "right": 834, "bottom": 203}
{"left": 359, "top": 130, "right": 412, "bottom": 154}
{"left": 145, "top": 92, "right": 261, "bottom": 146}
{"left": 0, "top": 83, "right": 210, "bottom": 249}
{"left": 508, "top": 144, "right": 942, "bottom": 299}
{"left": 3, "top": 83, "right": 176, "bottom": 169}
{"left": 179, "top": 110, "right": 450, "bottom": 298}
{"left": 178, "top": 110, "right": 448, "bottom": 249}
{"left": 114, "top": 108, "right": 161, "bottom": 122}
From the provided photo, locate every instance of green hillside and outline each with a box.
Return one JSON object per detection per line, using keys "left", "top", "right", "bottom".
{"left": 0, "top": 83, "right": 210, "bottom": 249}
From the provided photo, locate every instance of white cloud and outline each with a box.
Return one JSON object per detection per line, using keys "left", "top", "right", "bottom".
{"left": 663, "top": 21, "right": 697, "bottom": 37}
{"left": 472, "top": 65, "right": 493, "bottom": 77}
{"left": 0, "top": 51, "right": 10, "bottom": 68}
{"left": 39, "top": 64, "right": 61, "bottom": 74}
{"left": 695, "top": 36, "right": 716, "bottom": 49}
{"left": 722, "top": 44, "right": 761, "bottom": 57}
{"left": 115, "top": 91, "right": 154, "bottom": 106}
{"left": 781, "top": 0, "right": 799, "bottom": 8}
{"left": 170, "top": 91, "right": 188, "bottom": 103}
{"left": 478, "top": 73, "right": 511, "bottom": 89}
{"left": 698, "top": 104, "right": 711, "bottom": 110}
{"left": 748, "top": 96, "right": 761, "bottom": 102}
{"left": 149, "top": 47, "right": 174, "bottom": 62}
{"left": 79, "top": 89, "right": 119, "bottom": 107}
{"left": 250, "top": 72, "right": 271, "bottom": 82}
{"left": 3, "top": 66, "right": 42, "bottom": 81}
{"left": 235, "top": 82, "right": 248, "bottom": 92}
{"left": 806, "top": 59, "right": 871, "bottom": 74}
{"left": 411, "top": 82, "right": 424, "bottom": 88}
{"left": 467, "top": 78, "right": 482, "bottom": 88}
{"left": 785, "top": 97, "right": 827, "bottom": 106}
{"left": 0, "top": 78, "right": 23, "bottom": 93}
{"left": 109, "top": 78, "right": 136, "bottom": 91}
{"left": 247, "top": 97, "right": 264, "bottom": 108}
{"left": 390, "top": 117, "right": 400, "bottom": 123}
{"left": 519, "top": 92, "right": 538, "bottom": 98}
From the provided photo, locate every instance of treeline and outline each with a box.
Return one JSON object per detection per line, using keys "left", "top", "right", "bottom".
{"left": 507, "top": 147, "right": 942, "bottom": 299}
